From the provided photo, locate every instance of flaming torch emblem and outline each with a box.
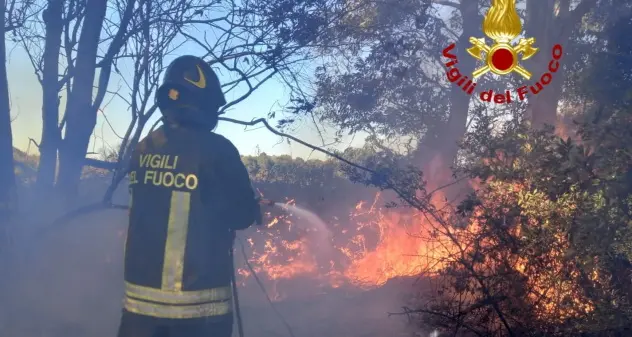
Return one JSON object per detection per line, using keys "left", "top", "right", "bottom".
{"left": 467, "top": 0, "right": 538, "bottom": 79}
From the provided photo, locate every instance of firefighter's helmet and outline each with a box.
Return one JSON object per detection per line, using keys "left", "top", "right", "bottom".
{"left": 155, "top": 55, "right": 226, "bottom": 127}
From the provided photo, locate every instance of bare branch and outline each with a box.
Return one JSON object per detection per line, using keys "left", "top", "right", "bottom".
{"left": 432, "top": 0, "right": 459, "bottom": 9}
{"left": 219, "top": 116, "right": 376, "bottom": 174}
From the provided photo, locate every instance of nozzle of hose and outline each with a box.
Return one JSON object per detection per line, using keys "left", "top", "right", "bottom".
{"left": 258, "top": 198, "right": 275, "bottom": 206}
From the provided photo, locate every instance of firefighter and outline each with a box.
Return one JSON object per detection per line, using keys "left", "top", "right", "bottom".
{"left": 117, "top": 55, "right": 262, "bottom": 337}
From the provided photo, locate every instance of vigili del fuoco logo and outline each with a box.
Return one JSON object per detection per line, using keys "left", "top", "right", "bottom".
{"left": 442, "top": 0, "right": 563, "bottom": 104}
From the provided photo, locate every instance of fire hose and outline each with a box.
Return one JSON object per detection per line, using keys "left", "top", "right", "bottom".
{"left": 231, "top": 197, "right": 272, "bottom": 337}
{"left": 233, "top": 198, "right": 296, "bottom": 337}
{"left": 229, "top": 242, "right": 244, "bottom": 337}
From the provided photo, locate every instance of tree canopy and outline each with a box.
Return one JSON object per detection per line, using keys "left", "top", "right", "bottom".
{"left": 398, "top": 8, "right": 632, "bottom": 335}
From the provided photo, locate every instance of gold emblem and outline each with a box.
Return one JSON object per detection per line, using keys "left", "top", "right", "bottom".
{"left": 168, "top": 89, "right": 179, "bottom": 100}
{"left": 184, "top": 64, "right": 207, "bottom": 89}
{"left": 467, "top": 0, "right": 538, "bottom": 79}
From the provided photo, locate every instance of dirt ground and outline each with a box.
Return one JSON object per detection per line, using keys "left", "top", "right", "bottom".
{"left": 0, "top": 202, "right": 425, "bottom": 337}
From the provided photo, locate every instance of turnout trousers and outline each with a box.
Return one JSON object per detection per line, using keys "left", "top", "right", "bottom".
{"left": 116, "top": 310, "right": 233, "bottom": 337}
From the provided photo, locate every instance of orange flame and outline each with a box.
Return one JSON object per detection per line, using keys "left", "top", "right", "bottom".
{"left": 235, "top": 158, "right": 592, "bottom": 322}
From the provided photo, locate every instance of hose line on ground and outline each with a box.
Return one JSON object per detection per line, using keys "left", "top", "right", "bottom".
{"left": 235, "top": 235, "right": 296, "bottom": 337}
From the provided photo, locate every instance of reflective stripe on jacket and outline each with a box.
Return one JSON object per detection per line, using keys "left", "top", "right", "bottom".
{"left": 123, "top": 282, "right": 232, "bottom": 319}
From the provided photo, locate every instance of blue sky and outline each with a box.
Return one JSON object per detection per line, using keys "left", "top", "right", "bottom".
{"left": 7, "top": 42, "right": 362, "bottom": 161}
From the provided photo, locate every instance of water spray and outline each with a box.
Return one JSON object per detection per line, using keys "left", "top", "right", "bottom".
{"left": 240, "top": 197, "right": 333, "bottom": 337}
{"left": 273, "top": 202, "right": 333, "bottom": 250}
{"left": 256, "top": 198, "right": 333, "bottom": 248}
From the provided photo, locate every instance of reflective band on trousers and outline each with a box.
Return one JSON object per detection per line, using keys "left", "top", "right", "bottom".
{"left": 124, "top": 297, "right": 232, "bottom": 319}
{"left": 125, "top": 282, "right": 232, "bottom": 304}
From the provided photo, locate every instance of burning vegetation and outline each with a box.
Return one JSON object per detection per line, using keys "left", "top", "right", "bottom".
{"left": 231, "top": 106, "right": 632, "bottom": 336}
{"left": 237, "top": 193, "right": 449, "bottom": 295}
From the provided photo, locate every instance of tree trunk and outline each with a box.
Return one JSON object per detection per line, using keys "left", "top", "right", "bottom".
{"left": 0, "top": 0, "right": 18, "bottom": 224}
{"left": 56, "top": 0, "right": 107, "bottom": 202}
{"left": 414, "top": 1, "right": 479, "bottom": 198}
{"left": 524, "top": 0, "right": 597, "bottom": 128}
{"left": 523, "top": 0, "right": 559, "bottom": 127}
{"left": 35, "top": 0, "right": 65, "bottom": 192}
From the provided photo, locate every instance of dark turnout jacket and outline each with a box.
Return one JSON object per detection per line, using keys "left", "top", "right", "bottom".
{"left": 123, "top": 125, "right": 259, "bottom": 320}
